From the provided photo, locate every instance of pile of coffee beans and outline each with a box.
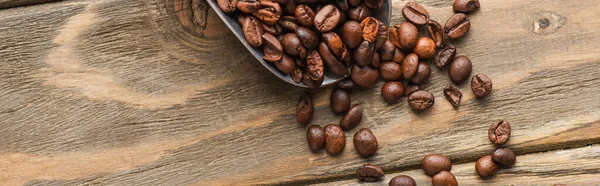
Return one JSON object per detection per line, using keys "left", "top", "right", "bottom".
{"left": 475, "top": 120, "right": 516, "bottom": 177}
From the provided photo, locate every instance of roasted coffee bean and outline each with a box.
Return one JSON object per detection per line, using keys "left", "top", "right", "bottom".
{"left": 493, "top": 148, "right": 516, "bottom": 166}
{"left": 475, "top": 155, "right": 498, "bottom": 177}
{"left": 341, "top": 21, "right": 363, "bottom": 49}
{"left": 445, "top": 13, "right": 471, "bottom": 40}
{"left": 322, "top": 32, "right": 349, "bottom": 59}
{"left": 372, "top": 53, "right": 381, "bottom": 68}
{"left": 443, "top": 85, "right": 462, "bottom": 108}
{"left": 428, "top": 20, "right": 445, "bottom": 48}
{"left": 314, "top": 5, "right": 341, "bottom": 32}
{"left": 319, "top": 42, "right": 349, "bottom": 76}
{"left": 351, "top": 64, "right": 379, "bottom": 88}
{"left": 389, "top": 22, "right": 419, "bottom": 50}
{"left": 392, "top": 49, "right": 405, "bottom": 63}
{"left": 408, "top": 90, "right": 434, "bottom": 111}
{"left": 252, "top": 0, "right": 282, "bottom": 25}
{"left": 295, "top": 57, "right": 306, "bottom": 67}
{"left": 340, "top": 104, "right": 363, "bottom": 130}
{"left": 262, "top": 33, "right": 284, "bottom": 62}
{"left": 411, "top": 62, "right": 431, "bottom": 84}
{"left": 262, "top": 23, "right": 282, "bottom": 35}
{"left": 389, "top": 175, "right": 416, "bottom": 186}
{"left": 379, "top": 62, "right": 402, "bottom": 81}
{"left": 296, "top": 92, "right": 314, "bottom": 125}
{"left": 337, "top": 78, "right": 354, "bottom": 89}
{"left": 354, "top": 40, "right": 376, "bottom": 67}
{"left": 374, "top": 19, "right": 388, "bottom": 49}
{"left": 381, "top": 81, "right": 404, "bottom": 104}
{"left": 435, "top": 44, "right": 456, "bottom": 68}
{"left": 302, "top": 72, "right": 324, "bottom": 88}
{"left": 324, "top": 124, "right": 346, "bottom": 155}
{"left": 243, "top": 16, "right": 264, "bottom": 48}
{"left": 237, "top": 14, "right": 249, "bottom": 25}
{"left": 307, "top": 125, "right": 325, "bottom": 152}
{"left": 279, "top": 16, "right": 299, "bottom": 31}
{"left": 218, "top": 0, "right": 238, "bottom": 13}
{"left": 471, "top": 74, "right": 492, "bottom": 97}
{"left": 356, "top": 164, "right": 385, "bottom": 182}
{"left": 402, "top": 1, "right": 429, "bottom": 26}
{"left": 296, "top": 0, "right": 320, "bottom": 3}
{"left": 353, "top": 128, "right": 378, "bottom": 158}
{"left": 413, "top": 37, "right": 437, "bottom": 59}
{"left": 296, "top": 26, "right": 319, "bottom": 49}
{"left": 330, "top": 88, "right": 351, "bottom": 114}
{"left": 349, "top": 0, "right": 361, "bottom": 7}
{"left": 489, "top": 120, "right": 511, "bottom": 145}
{"left": 404, "top": 85, "right": 419, "bottom": 95}
{"left": 275, "top": 54, "right": 296, "bottom": 74}
{"left": 379, "top": 40, "right": 396, "bottom": 61}
{"left": 348, "top": 4, "right": 372, "bottom": 22}
{"left": 306, "top": 50, "right": 324, "bottom": 80}
{"left": 453, "top": 0, "right": 480, "bottom": 13}
{"left": 432, "top": 171, "right": 458, "bottom": 186}
{"left": 365, "top": 0, "right": 383, "bottom": 8}
{"left": 281, "top": 33, "right": 306, "bottom": 56}
{"left": 295, "top": 5, "right": 316, "bottom": 27}
{"left": 401, "top": 53, "right": 419, "bottom": 80}
{"left": 237, "top": 0, "right": 261, "bottom": 13}
{"left": 448, "top": 55, "right": 472, "bottom": 84}
{"left": 421, "top": 154, "right": 452, "bottom": 176}
{"left": 360, "top": 17, "right": 379, "bottom": 43}
{"left": 284, "top": 0, "right": 297, "bottom": 14}
{"left": 291, "top": 67, "right": 304, "bottom": 83}
{"left": 337, "top": 0, "right": 350, "bottom": 11}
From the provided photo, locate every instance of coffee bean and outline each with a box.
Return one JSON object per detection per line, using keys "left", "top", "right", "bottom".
{"left": 389, "top": 175, "right": 416, "bottom": 186}
{"left": 445, "top": 13, "right": 471, "bottom": 40}
{"left": 237, "top": 0, "right": 261, "bottom": 13}
{"left": 281, "top": 33, "right": 307, "bottom": 56}
{"left": 365, "top": 0, "right": 383, "bottom": 9}
{"left": 252, "top": 0, "right": 281, "bottom": 25}
{"left": 296, "top": 0, "right": 319, "bottom": 3}
{"left": 389, "top": 22, "right": 418, "bottom": 50}
{"left": 242, "top": 16, "right": 264, "bottom": 48}
{"left": 262, "top": 23, "right": 282, "bottom": 35}
{"left": 414, "top": 37, "right": 437, "bottom": 59}
{"left": 428, "top": 20, "right": 445, "bottom": 48}
{"left": 318, "top": 42, "right": 348, "bottom": 76}
{"left": 401, "top": 53, "right": 419, "bottom": 80}
{"left": 379, "top": 40, "right": 396, "bottom": 61}
{"left": 372, "top": 53, "right": 381, "bottom": 68}
{"left": 443, "top": 85, "right": 462, "bottom": 108}
{"left": 379, "top": 62, "right": 402, "bottom": 81}
{"left": 411, "top": 61, "right": 431, "bottom": 85}
{"left": 314, "top": 5, "right": 341, "bottom": 32}
{"left": 337, "top": 0, "right": 350, "bottom": 11}
{"left": 471, "top": 74, "right": 492, "bottom": 97}
{"left": 302, "top": 72, "right": 324, "bottom": 88}
{"left": 449, "top": 55, "right": 472, "bottom": 84}
{"left": 353, "top": 128, "right": 378, "bottom": 158}
{"left": 218, "top": 0, "right": 238, "bottom": 13}
{"left": 404, "top": 85, "right": 419, "bottom": 96}
{"left": 381, "top": 81, "right": 404, "bottom": 104}
{"left": 324, "top": 124, "right": 346, "bottom": 155}
{"left": 475, "top": 155, "right": 498, "bottom": 177}
{"left": 421, "top": 154, "right": 452, "bottom": 176}
{"left": 275, "top": 54, "right": 296, "bottom": 74}
{"left": 284, "top": 0, "right": 297, "bottom": 14}
{"left": 351, "top": 64, "right": 379, "bottom": 88}
{"left": 291, "top": 67, "right": 304, "bottom": 83}
{"left": 392, "top": 49, "right": 405, "bottom": 63}
{"left": 306, "top": 125, "right": 325, "bottom": 152}
{"left": 295, "top": 56, "right": 306, "bottom": 67}
{"left": 296, "top": 26, "right": 319, "bottom": 49}
{"left": 279, "top": 16, "right": 299, "bottom": 31}
{"left": 341, "top": 21, "right": 363, "bottom": 49}
{"left": 296, "top": 92, "right": 314, "bottom": 125}
{"left": 354, "top": 40, "right": 376, "bottom": 67}
{"left": 295, "top": 5, "right": 316, "bottom": 27}
{"left": 337, "top": 78, "right": 354, "bottom": 89}
{"left": 402, "top": 1, "right": 429, "bottom": 26}
{"left": 348, "top": 4, "right": 372, "bottom": 22}
{"left": 360, "top": 17, "right": 380, "bottom": 43}
{"left": 331, "top": 88, "right": 351, "bottom": 114}
{"left": 432, "top": 171, "right": 458, "bottom": 186}
{"left": 349, "top": 0, "right": 361, "bottom": 7}
{"left": 493, "top": 148, "right": 516, "bottom": 166}
{"left": 356, "top": 164, "right": 385, "bottom": 182}
{"left": 340, "top": 104, "right": 363, "bottom": 130}
{"left": 322, "top": 32, "right": 349, "bottom": 60}
{"left": 435, "top": 44, "right": 456, "bottom": 68}
{"left": 306, "top": 50, "right": 324, "bottom": 81}
{"left": 453, "top": 0, "right": 480, "bottom": 13}
{"left": 489, "top": 120, "right": 511, "bottom": 145}
{"left": 262, "top": 33, "right": 284, "bottom": 62}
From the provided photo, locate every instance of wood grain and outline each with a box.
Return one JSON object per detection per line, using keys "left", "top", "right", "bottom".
{"left": 0, "top": 0, "right": 61, "bottom": 9}
{"left": 0, "top": 0, "right": 598, "bottom": 185}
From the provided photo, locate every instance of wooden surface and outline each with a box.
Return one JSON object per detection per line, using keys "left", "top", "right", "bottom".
{"left": 0, "top": 0, "right": 598, "bottom": 185}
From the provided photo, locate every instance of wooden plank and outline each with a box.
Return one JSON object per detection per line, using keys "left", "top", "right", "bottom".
{"left": 0, "top": 0, "right": 61, "bottom": 9}
{"left": 0, "top": 0, "right": 597, "bottom": 185}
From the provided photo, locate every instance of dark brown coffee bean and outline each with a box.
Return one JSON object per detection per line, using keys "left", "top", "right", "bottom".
{"left": 475, "top": 155, "right": 498, "bottom": 177}
{"left": 337, "top": 0, "right": 350, "bottom": 11}
{"left": 295, "top": 56, "right": 306, "bottom": 67}
{"left": 401, "top": 53, "right": 419, "bottom": 80}
{"left": 302, "top": 72, "right": 323, "bottom": 88}
{"left": 378, "top": 40, "right": 396, "bottom": 61}
{"left": 348, "top": 4, "right": 372, "bottom": 22}
{"left": 314, "top": 5, "right": 341, "bottom": 32}
{"left": 389, "top": 175, "right": 416, "bottom": 186}
{"left": 445, "top": 13, "right": 471, "bottom": 40}
{"left": 353, "top": 128, "right": 378, "bottom": 158}
{"left": 379, "top": 62, "right": 402, "bottom": 81}
{"left": 428, "top": 20, "right": 445, "bottom": 48}
{"left": 392, "top": 49, "right": 405, "bottom": 63}
{"left": 493, "top": 148, "right": 516, "bottom": 166}
{"left": 421, "top": 154, "right": 452, "bottom": 176}
{"left": 404, "top": 85, "right": 419, "bottom": 95}
{"left": 218, "top": 0, "right": 238, "bottom": 13}
{"left": 365, "top": 0, "right": 383, "bottom": 8}
{"left": 374, "top": 19, "right": 388, "bottom": 49}
{"left": 279, "top": 16, "right": 299, "bottom": 31}
{"left": 262, "top": 33, "right": 283, "bottom": 62}
{"left": 372, "top": 53, "right": 381, "bottom": 68}
{"left": 324, "top": 124, "right": 346, "bottom": 155}
{"left": 349, "top": 0, "right": 361, "bottom": 7}
{"left": 389, "top": 22, "right": 419, "bottom": 50}
{"left": 432, "top": 171, "right": 458, "bottom": 186}
{"left": 443, "top": 85, "right": 462, "bottom": 108}
{"left": 341, "top": 21, "right": 363, "bottom": 49}
{"left": 237, "top": 0, "right": 261, "bottom": 13}
{"left": 402, "top": 1, "right": 429, "bottom": 26}
{"left": 360, "top": 17, "right": 379, "bottom": 43}
{"left": 243, "top": 16, "right": 264, "bottom": 48}
{"left": 351, "top": 64, "right": 379, "bottom": 88}
{"left": 262, "top": 23, "right": 282, "bottom": 35}
{"left": 453, "top": 0, "right": 480, "bottom": 13}
{"left": 413, "top": 37, "right": 437, "bottom": 59}
{"left": 306, "top": 50, "right": 324, "bottom": 80}
{"left": 411, "top": 61, "right": 431, "bottom": 85}
{"left": 322, "top": 32, "right": 349, "bottom": 59}
{"left": 340, "top": 104, "right": 363, "bottom": 130}
{"left": 471, "top": 74, "right": 492, "bottom": 97}
{"left": 306, "top": 125, "right": 325, "bottom": 152}
{"left": 337, "top": 78, "right": 354, "bottom": 89}
{"left": 295, "top": 5, "right": 316, "bottom": 27}
{"left": 291, "top": 67, "right": 304, "bottom": 83}
{"left": 275, "top": 54, "right": 296, "bottom": 74}
{"left": 296, "top": 0, "right": 320, "bottom": 3}
{"left": 356, "top": 164, "right": 384, "bottom": 182}
{"left": 354, "top": 40, "right": 376, "bottom": 67}
{"left": 331, "top": 88, "right": 351, "bottom": 114}
{"left": 381, "top": 81, "right": 404, "bottom": 104}
{"left": 319, "top": 42, "right": 349, "bottom": 76}
{"left": 408, "top": 90, "right": 434, "bottom": 111}
{"left": 296, "top": 26, "right": 319, "bottom": 49}
{"left": 435, "top": 44, "right": 456, "bottom": 68}
{"left": 297, "top": 92, "right": 314, "bottom": 125}
{"left": 284, "top": 0, "right": 297, "bottom": 14}
{"left": 489, "top": 120, "right": 511, "bottom": 145}
{"left": 281, "top": 33, "right": 306, "bottom": 56}
{"left": 449, "top": 55, "right": 472, "bottom": 84}
{"left": 252, "top": 0, "right": 282, "bottom": 25}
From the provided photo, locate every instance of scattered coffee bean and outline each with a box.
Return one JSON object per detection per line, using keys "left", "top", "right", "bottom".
{"left": 279, "top": 16, "right": 299, "bottom": 31}
{"left": 372, "top": 53, "right": 381, "bottom": 68}
{"left": 319, "top": 42, "right": 348, "bottom": 76}
{"left": 353, "top": 128, "right": 378, "bottom": 158}
{"left": 306, "top": 50, "right": 325, "bottom": 80}
{"left": 252, "top": 0, "right": 281, "bottom": 25}
{"left": 237, "top": 0, "right": 261, "bottom": 14}
{"left": 217, "top": 0, "right": 238, "bottom": 13}
{"left": 443, "top": 85, "right": 462, "bottom": 108}
{"left": 337, "top": 0, "right": 350, "bottom": 11}
{"left": 435, "top": 44, "right": 456, "bottom": 68}
{"left": 432, "top": 171, "right": 458, "bottom": 186}
{"left": 331, "top": 88, "right": 351, "bottom": 115}
{"left": 340, "top": 104, "right": 363, "bottom": 131}
{"left": 445, "top": 13, "right": 471, "bottom": 40}
{"left": 296, "top": 92, "right": 314, "bottom": 125}
{"left": 492, "top": 148, "right": 516, "bottom": 166}
{"left": 389, "top": 22, "right": 419, "bottom": 50}
{"left": 414, "top": 37, "right": 437, "bottom": 59}
{"left": 381, "top": 81, "right": 404, "bottom": 104}
{"left": 428, "top": 20, "right": 445, "bottom": 48}
{"left": 374, "top": 20, "right": 389, "bottom": 49}
{"left": 314, "top": 5, "right": 341, "bottom": 32}
{"left": 348, "top": 4, "right": 372, "bottom": 22}
{"left": 453, "top": 0, "right": 480, "bottom": 13}
{"left": 402, "top": 1, "right": 429, "bottom": 26}
{"left": 379, "top": 62, "right": 403, "bottom": 81}
{"left": 361, "top": 17, "right": 380, "bottom": 43}
{"left": 306, "top": 125, "right": 325, "bottom": 152}
{"left": 475, "top": 155, "right": 498, "bottom": 177}
{"left": 389, "top": 175, "right": 416, "bottom": 186}
{"left": 489, "top": 120, "right": 511, "bottom": 145}
{"left": 471, "top": 74, "right": 493, "bottom": 97}
{"left": 356, "top": 164, "right": 385, "bottom": 182}
{"left": 242, "top": 16, "right": 265, "bottom": 48}
{"left": 354, "top": 40, "right": 376, "bottom": 67}
{"left": 295, "top": 5, "right": 316, "bottom": 27}
{"left": 302, "top": 72, "right": 324, "bottom": 88}
{"left": 408, "top": 90, "right": 434, "bottom": 111}
{"left": 291, "top": 67, "right": 304, "bottom": 82}
{"left": 401, "top": 53, "right": 419, "bottom": 80}
{"left": 379, "top": 40, "right": 396, "bottom": 61}
{"left": 349, "top": 0, "right": 361, "bottom": 7}
{"left": 341, "top": 21, "right": 363, "bottom": 49}
{"left": 275, "top": 54, "right": 296, "bottom": 74}
{"left": 365, "top": 0, "right": 383, "bottom": 9}
{"left": 324, "top": 124, "right": 346, "bottom": 155}
{"left": 411, "top": 62, "right": 431, "bottom": 85}
{"left": 337, "top": 78, "right": 354, "bottom": 90}
{"left": 262, "top": 33, "right": 284, "bottom": 62}
{"left": 262, "top": 23, "right": 282, "bottom": 35}
{"left": 421, "top": 154, "right": 452, "bottom": 176}
{"left": 393, "top": 49, "right": 406, "bottom": 63}
{"left": 404, "top": 85, "right": 419, "bottom": 96}
{"left": 449, "top": 55, "right": 472, "bottom": 84}
{"left": 351, "top": 64, "right": 379, "bottom": 88}
{"left": 322, "top": 32, "right": 349, "bottom": 60}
